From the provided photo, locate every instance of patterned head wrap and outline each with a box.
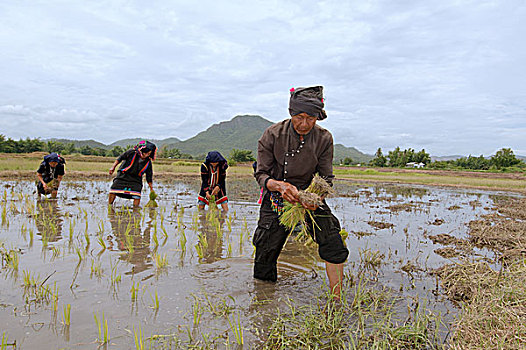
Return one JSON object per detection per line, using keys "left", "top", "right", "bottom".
{"left": 44, "top": 152, "right": 64, "bottom": 164}
{"left": 135, "top": 140, "right": 157, "bottom": 161}
{"left": 205, "top": 151, "right": 228, "bottom": 170}
{"left": 288, "top": 86, "right": 327, "bottom": 120}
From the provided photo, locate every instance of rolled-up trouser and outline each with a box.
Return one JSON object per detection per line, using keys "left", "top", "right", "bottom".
{"left": 253, "top": 201, "right": 349, "bottom": 282}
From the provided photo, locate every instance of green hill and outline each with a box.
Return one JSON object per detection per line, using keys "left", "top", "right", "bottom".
{"left": 49, "top": 138, "right": 109, "bottom": 149}
{"left": 49, "top": 115, "right": 372, "bottom": 163}
{"left": 170, "top": 115, "right": 273, "bottom": 159}
{"left": 162, "top": 115, "right": 371, "bottom": 163}
{"left": 333, "top": 144, "right": 373, "bottom": 165}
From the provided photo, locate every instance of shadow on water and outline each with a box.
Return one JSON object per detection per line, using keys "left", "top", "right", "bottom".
{"left": 35, "top": 200, "right": 64, "bottom": 244}
{"left": 108, "top": 207, "right": 153, "bottom": 276}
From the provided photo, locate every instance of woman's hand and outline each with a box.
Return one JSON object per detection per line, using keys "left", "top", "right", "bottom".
{"left": 205, "top": 191, "right": 211, "bottom": 200}
{"left": 301, "top": 201, "right": 319, "bottom": 211}
{"left": 267, "top": 179, "right": 299, "bottom": 204}
{"left": 109, "top": 167, "right": 115, "bottom": 175}
{"left": 211, "top": 186, "right": 219, "bottom": 196}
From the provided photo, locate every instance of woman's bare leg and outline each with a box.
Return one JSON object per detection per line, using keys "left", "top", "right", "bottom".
{"left": 325, "top": 262, "right": 344, "bottom": 300}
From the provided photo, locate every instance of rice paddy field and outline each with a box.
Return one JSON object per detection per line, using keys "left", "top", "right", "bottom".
{"left": 0, "top": 174, "right": 525, "bottom": 349}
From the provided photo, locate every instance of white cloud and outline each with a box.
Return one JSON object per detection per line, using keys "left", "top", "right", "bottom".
{"left": 0, "top": 0, "right": 524, "bottom": 155}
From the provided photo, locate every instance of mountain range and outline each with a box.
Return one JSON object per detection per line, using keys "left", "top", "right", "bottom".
{"left": 51, "top": 115, "right": 373, "bottom": 163}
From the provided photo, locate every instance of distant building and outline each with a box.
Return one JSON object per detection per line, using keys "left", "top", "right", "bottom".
{"left": 406, "top": 162, "right": 425, "bottom": 168}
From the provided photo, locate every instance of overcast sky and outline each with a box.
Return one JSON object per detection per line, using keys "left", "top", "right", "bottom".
{"left": 0, "top": 0, "right": 525, "bottom": 156}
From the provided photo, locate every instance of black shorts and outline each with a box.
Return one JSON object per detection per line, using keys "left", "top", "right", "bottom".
{"left": 253, "top": 197, "right": 349, "bottom": 281}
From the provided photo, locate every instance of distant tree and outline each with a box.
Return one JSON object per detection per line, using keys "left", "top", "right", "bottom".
{"left": 63, "top": 143, "right": 77, "bottom": 155}
{"left": 454, "top": 155, "right": 490, "bottom": 170}
{"left": 370, "top": 148, "right": 387, "bottom": 167}
{"left": 229, "top": 149, "right": 255, "bottom": 163}
{"left": 491, "top": 148, "right": 521, "bottom": 169}
{"left": 342, "top": 157, "right": 353, "bottom": 166}
{"left": 46, "top": 140, "right": 65, "bottom": 153}
{"left": 107, "top": 146, "right": 124, "bottom": 157}
{"left": 158, "top": 146, "right": 182, "bottom": 159}
{"left": 79, "top": 145, "right": 93, "bottom": 155}
{"left": 388, "top": 147, "right": 415, "bottom": 167}
{"left": 413, "top": 149, "right": 430, "bottom": 164}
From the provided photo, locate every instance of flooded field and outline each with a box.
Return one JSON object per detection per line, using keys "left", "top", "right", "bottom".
{"left": 0, "top": 178, "right": 512, "bottom": 349}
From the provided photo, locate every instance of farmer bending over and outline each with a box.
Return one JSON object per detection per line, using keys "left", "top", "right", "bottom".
{"left": 198, "top": 151, "right": 229, "bottom": 211}
{"left": 108, "top": 140, "right": 156, "bottom": 207}
{"left": 36, "top": 152, "right": 66, "bottom": 200}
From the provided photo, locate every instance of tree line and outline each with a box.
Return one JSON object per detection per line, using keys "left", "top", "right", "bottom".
{"left": 369, "top": 147, "right": 524, "bottom": 170}
{"left": 0, "top": 135, "right": 257, "bottom": 163}
{"left": 0, "top": 135, "right": 193, "bottom": 158}
{"left": 1, "top": 135, "right": 523, "bottom": 170}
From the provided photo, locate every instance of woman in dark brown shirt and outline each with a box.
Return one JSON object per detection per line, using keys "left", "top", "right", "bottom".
{"left": 253, "top": 86, "right": 348, "bottom": 300}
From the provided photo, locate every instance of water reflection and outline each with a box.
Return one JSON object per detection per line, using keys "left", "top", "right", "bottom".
{"left": 108, "top": 207, "right": 153, "bottom": 275}
{"left": 196, "top": 209, "right": 226, "bottom": 263}
{"left": 35, "top": 201, "right": 63, "bottom": 243}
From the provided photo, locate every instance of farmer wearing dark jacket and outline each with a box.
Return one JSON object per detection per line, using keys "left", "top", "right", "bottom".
{"left": 253, "top": 86, "right": 348, "bottom": 299}
{"left": 36, "top": 152, "right": 66, "bottom": 199}
{"left": 108, "top": 140, "right": 156, "bottom": 207}
{"left": 198, "top": 151, "right": 229, "bottom": 211}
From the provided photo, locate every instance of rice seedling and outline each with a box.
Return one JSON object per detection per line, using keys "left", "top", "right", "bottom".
{"left": 226, "top": 215, "right": 232, "bottom": 232}
{"left": 97, "top": 219, "right": 104, "bottom": 234}
{"left": 75, "top": 247, "right": 83, "bottom": 263}
{"left": 228, "top": 312, "right": 244, "bottom": 345}
{"left": 94, "top": 312, "right": 109, "bottom": 344}
{"left": 90, "top": 260, "right": 103, "bottom": 279}
{"left": 179, "top": 230, "right": 187, "bottom": 253}
{"left": 160, "top": 223, "right": 168, "bottom": 238}
{"left": 125, "top": 229, "right": 135, "bottom": 254}
{"left": 96, "top": 234, "right": 106, "bottom": 251}
{"left": 62, "top": 304, "right": 71, "bottom": 326}
{"left": 83, "top": 230, "right": 90, "bottom": 247}
{"left": 0, "top": 332, "right": 14, "bottom": 350}
{"left": 51, "top": 282, "right": 59, "bottom": 315}
{"left": 195, "top": 243, "right": 204, "bottom": 259}
{"left": 22, "top": 269, "right": 38, "bottom": 288}
{"left": 203, "top": 293, "right": 234, "bottom": 317}
{"left": 150, "top": 290, "right": 159, "bottom": 310}
{"left": 1, "top": 205, "right": 6, "bottom": 225}
{"left": 145, "top": 190, "right": 158, "bottom": 207}
{"left": 110, "top": 259, "right": 121, "bottom": 287}
{"left": 20, "top": 223, "right": 26, "bottom": 239}
{"left": 28, "top": 228, "right": 34, "bottom": 247}
{"left": 153, "top": 253, "right": 169, "bottom": 271}
{"left": 152, "top": 230, "right": 159, "bottom": 248}
{"left": 192, "top": 211, "right": 199, "bottom": 231}
{"left": 130, "top": 281, "right": 140, "bottom": 302}
{"left": 359, "top": 248, "right": 385, "bottom": 271}
{"left": 133, "top": 325, "right": 145, "bottom": 350}
{"left": 227, "top": 240, "right": 232, "bottom": 258}
{"left": 51, "top": 246, "right": 60, "bottom": 260}
{"left": 191, "top": 295, "right": 202, "bottom": 327}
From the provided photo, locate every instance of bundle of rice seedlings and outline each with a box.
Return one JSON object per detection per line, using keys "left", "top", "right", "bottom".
{"left": 279, "top": 175, "right": 332, "bottom": 243}
{"left": 39, "top": 179, "right": 57, "bottom": 194}
{"left": 306, "top": 175, "right": 334, "bottom": 198}
{"left": 208, "top": 195, "right": 217, "bottom": 209}
{"left": 145, "top": 190, "right": 158, "bottom": 208}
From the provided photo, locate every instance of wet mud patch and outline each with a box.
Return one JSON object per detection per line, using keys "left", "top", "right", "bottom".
{"left": 367, "top": 220, "right": 394, "bottom": 230}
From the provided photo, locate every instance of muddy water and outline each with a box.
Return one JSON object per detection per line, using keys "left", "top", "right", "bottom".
{"left": 0, "top": 179, "right": 503, "bottom": 348}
